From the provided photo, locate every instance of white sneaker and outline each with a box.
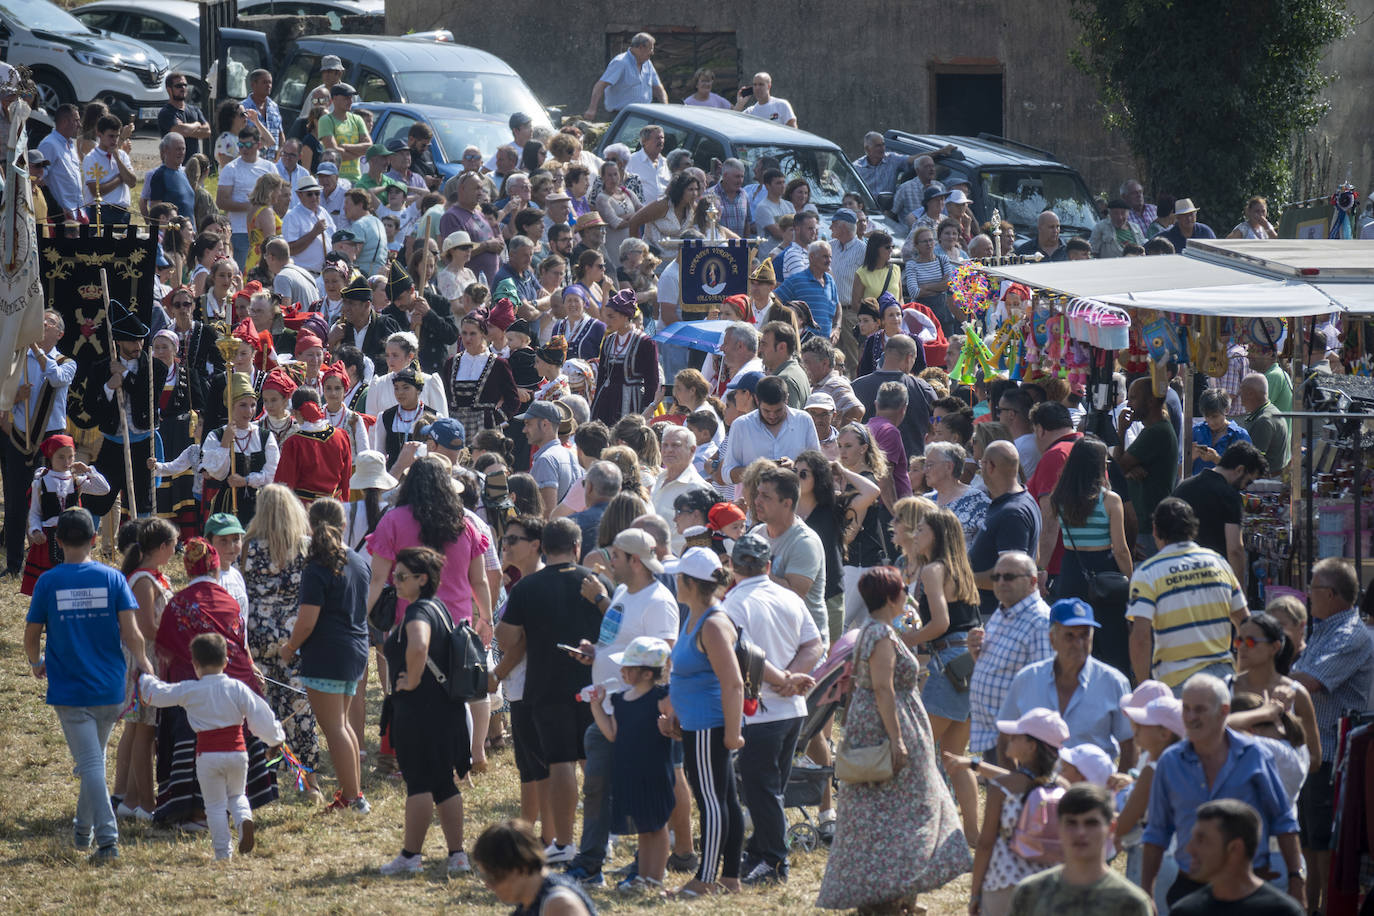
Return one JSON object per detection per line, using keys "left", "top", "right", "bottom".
{"left": 115, "top": 802, "right": 139, "bottom": 820}
{"left": 447, "top": 851, "right": 472, "bottom": 875}
{"left": 133, "top": 807, "right": 154, "bottom": 822}
{"left": 543, "top": 841, "right": 575, "bottom": 864}
{"left": 380, "top": 852, "right": 423, "bottom": 876}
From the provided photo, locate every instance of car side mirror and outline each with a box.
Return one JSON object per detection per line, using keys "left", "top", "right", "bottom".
{"left": 876, "top": 191, "right": 894, "bottom": 211}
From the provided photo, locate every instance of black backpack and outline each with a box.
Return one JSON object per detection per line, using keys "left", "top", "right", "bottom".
{"left": 417, "top": 599, "right": 488, "bottom": 701}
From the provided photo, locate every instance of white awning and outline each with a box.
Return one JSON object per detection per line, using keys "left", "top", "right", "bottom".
{"left": 979, "top": 239, "right": 1374, "bottom": 317}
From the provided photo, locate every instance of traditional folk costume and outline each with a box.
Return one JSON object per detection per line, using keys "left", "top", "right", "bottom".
{"left": 76, "top": 305, "right": 170, "bottom": 523}
{"left": 200, "top": 372, "right": 281, "bottom": 528}
{"left": 372, "top": 366, "right": 439, "bottom": 470}
{"left": 533, "top": 336, "right": 572, "bottom": 403}
{"left": 20, "top": 435, "right": 111, "bottom": 595}
{"left": 561, "top": 358, "right": 596, "bottom": 405}
{"left": 444, "top": 310, "right": 519, "bottom": 439}
{"left": 151, "top": 330, "right": 202, "bottom": 542}
{"left": 3, "top": 343, "right": 76, "bottom": 575}
{"left": 552, "top": 285, "right": 606, "bottom": 360}
{"left": 320, "top": 362, "right": 373, "bottom": 458}
{"left": 590, "top": 289, "right": 661, "bottom": 425}
{"left": 206, "top": 319, "right": 274, "bottom": 433}
{"left": 259, "top": 368, "right": 299, "bottom": 445}
{"left": 274, "top": 397, "right": 352, "bottom": 504}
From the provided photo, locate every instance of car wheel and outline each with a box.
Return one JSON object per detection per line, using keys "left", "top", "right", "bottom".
{"left": 30, "top": 69, "right": 72, "bottom": 111}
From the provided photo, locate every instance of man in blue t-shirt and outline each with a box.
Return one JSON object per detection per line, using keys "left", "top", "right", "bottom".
{"left": 24, "top": 508, "right": 148, "bottom": 862}
{"left": 145, "top": 133, "right": 195, "bottom": 222}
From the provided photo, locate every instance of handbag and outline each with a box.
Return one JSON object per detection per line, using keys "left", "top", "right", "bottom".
{"left": 368, "top": 584, "right": 397, "bottom": 632}
{"left": 940, "top": 648, "right": 976, "bottom": 693}
{"left": 1060, "top": 508, "right": 1130, "bottom": 605}
{"left": 834, "top": 626, "right": 895, "bottom": 784}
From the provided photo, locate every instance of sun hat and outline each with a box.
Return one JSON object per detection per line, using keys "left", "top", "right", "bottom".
{"left": 1058, "top": 744, "right": 1115, "bottom": 787}
{"left": 662, "top": 545, "right": 722, "bottom": 580}
{"left": 1123, "top": 696, "right": 1187, "bottom": 738}
{"left": 608, "top": 636, "right": 671, "bottom": 669}
{"left": 350, "top": 450, "right": 398, "bottom": 491}
{"left": 996, "top": 707, "right": 1071, "bottom": 748}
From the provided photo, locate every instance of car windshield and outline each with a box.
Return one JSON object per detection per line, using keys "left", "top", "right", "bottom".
{"left": 733, "top": 143, "right": 876, "bottom": 212}
{"left": 427, "top": 116, "right": 513, "bottom": 165}
{"left": 396, "top": 71, "right": 546, "bottom": 126}
{"left": 978, "top": 169, "right": 1099, "bottom": 234}
{"left": 0, "top": 0, "right": 90, "bottom": 33}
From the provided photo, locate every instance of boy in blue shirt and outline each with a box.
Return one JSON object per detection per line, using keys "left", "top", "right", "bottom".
{"left": 24, "top": 508, "right": 149, "bottom": 862}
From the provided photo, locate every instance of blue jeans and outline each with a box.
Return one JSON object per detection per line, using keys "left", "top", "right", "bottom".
{"left": 55, "top": 704, "right": 123, "bottom": 848}
{"left": 231, "top": 231, "right": 251, "bottom": 269}
{"left": 738, "top": 715, "right": 803, "bottom": 868}
{"left": 570, "top": 722, "right": 614, "bottom": 873}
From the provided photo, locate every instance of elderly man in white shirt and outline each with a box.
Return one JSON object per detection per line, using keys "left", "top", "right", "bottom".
{"left": 722, "top": 375, "right": 821, "bottom": 483}
{"left": 626, "top": 124, "right": 670, "bottom": 204}
{"left": 651, "top": 426, "right": 715, "bottom": 553}
{"left": 280, "top": 177, "right": 336, "bottom": 274}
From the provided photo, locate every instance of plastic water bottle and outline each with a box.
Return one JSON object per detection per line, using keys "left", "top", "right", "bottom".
{"left": 574, "top": 679, "right": 620, "bottom": 703}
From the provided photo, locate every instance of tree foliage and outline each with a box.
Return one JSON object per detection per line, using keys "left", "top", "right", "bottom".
{"left": 1069, "top": 0, "right": 1350, "bottom": 228}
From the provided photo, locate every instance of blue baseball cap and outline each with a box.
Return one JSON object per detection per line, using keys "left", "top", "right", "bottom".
{"left": 315, "top": 161, "right": 339, "bottom": 176}
{"left": 1050, "top": 598, "right": 1100, "bottom": 628}
{"left": 727, "top": 370, "right": 765, "bottom": 395}
{"left": 419, "top": 417, "right": 466, "bottom": 449}
{"left": 831, "top": 208, "right": 858, "bottom": 225}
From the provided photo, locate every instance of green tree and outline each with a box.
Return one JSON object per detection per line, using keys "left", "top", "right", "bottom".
{"left": 1069, "top": 0, "right": 1349, "bottom": 230}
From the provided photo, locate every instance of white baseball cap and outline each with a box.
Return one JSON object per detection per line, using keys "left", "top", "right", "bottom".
{"left": 662, "top": 546, "right": 721, "bottom": 581}
{"left": 608, "top": 636, "right": 671, "bottom": 668}
{"left": 1058, "top": 743, "right": 1115, "bottom": 788}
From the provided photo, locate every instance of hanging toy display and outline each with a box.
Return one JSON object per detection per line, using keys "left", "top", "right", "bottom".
{"left": 987, "top": 320, "right": 1022, "bottom": 373}
{"left": 949, "top": 322, "right": 999, "bottom": 386}
{"left": 1329, "top": 182, "right": 1361, "bottom": 239}
{"left": 951, "top": 263, "right": 994, "bottom": 319}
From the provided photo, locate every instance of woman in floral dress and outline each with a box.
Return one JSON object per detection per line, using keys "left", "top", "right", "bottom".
{"left": 817, "top": 566, "right": 971, "bottom": 912}
{"left": 242, "top": 483, "right": 322, "bottom": 800}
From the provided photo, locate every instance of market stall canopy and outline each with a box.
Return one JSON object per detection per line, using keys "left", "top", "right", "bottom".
{"left": 979, "top": 239, "right": 1374, "bottom": 317}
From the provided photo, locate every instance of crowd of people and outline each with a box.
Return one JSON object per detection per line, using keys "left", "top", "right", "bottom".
{"left": 9, "top": 30, "right": 1372, "bottom": 916}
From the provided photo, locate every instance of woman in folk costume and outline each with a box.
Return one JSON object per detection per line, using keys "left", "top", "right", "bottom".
{"left": 371, "top": 366, "right": 440, "bottom": 473}
{"left": 275, "top": 388, "right": 352, "bottom": 505}
{"left": 591, "top": 288, "right": 661, "bottom": 425}
{"left": 201, "top": 371, "right": 281, "bottom": 528}
{"left": 533, "top": 336, "right": 571, "bottom": 403}
{"left": 444, "top": 310, "right": 519, "bottom": 439}
{"left": 165, "top": 285, "right": 225, "bottom": 383}
{"left": 561, "top": 358, "right": 596, "bottom": 404}
{"left": 484, "top": 296, "right": 516, "bottom": 357}
{"left": 198, "top": 257, "right": 238, "bottom": 323}
{"left": 320, "top": 360, "right": 371, "bottom": 458}
{"left": 550, "top": 283, "right": 606, "bottom": 361}
{"left": 259, "top": 367, "right": 299, "bottom": 444}
{"left": 207, "top": 319, "right": 274, "bottom": 432}
{"left": 21, "top": 434, "right": 111, "bottom": 595}
{"left": 149, "top": 329, "right": 201, "bottom": 543}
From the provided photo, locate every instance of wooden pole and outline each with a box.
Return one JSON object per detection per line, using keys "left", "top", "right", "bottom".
{"left": 100, "top": 268, "right": 137, "bottom": 517}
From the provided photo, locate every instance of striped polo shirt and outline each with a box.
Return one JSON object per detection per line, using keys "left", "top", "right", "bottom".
{"left": 1126, "top": 540, "right": 1247, "bottom": 687}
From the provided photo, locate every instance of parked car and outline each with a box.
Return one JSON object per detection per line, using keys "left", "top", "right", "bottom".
{"left": 0, "top": 0, "right": 169, "bottom": 122}
{"left": 238, "top": 0, "right": 383, "bottom": 19}
{"left": 73, "top": 1, "right": 199, "bottom": 88}
{"left": 266, "top": 33, "right": 555, "bottom": 131}
{"left": 355, "top": 101, "right": 509, "bottom": 186}
{"left": 596, "top": 103, "right": 903, "bottom": 239}
{"left": 880, "top": 131, "right": 1099, "bottom": 242}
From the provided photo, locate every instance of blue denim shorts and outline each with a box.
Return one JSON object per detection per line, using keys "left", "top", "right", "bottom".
{"left": 299, "top": 676, "right": 357, "bottom": 696}
{"left": 921, "top": 644, "right": 972, "bottom": 722}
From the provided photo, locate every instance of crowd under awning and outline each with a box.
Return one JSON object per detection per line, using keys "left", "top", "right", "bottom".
{"left": 979, "top": 239, "right": 1374, "bottom": 318}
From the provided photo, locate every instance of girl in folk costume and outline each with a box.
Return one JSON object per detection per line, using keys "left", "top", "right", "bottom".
{"left": 288, "top": 329, "right": 327, "bottom": 394}
{"left": 550, "top": 284, "right": 606, "bottom": 361}
{"left": 562, "top": 358, "right": 596, "bottom": 404}
{"left": 207, "top": 319, "right": 273, "bottom": 432}
{"left": 199, "top": 257, "right": 238, "bottom": 323}
{"left": 485, "top": 296, "right": 516, "bottom": 358}
{"left": 333, "top": 345, "right": 371, "bottom": 414}
{"left": 591, "top": 289, "right": 661, "bottom": 425}
{"left": 365, "top": 331, "right": 450, "bottom": 419}
{"left": 150, "top": 330, "right": 201, "bottom": 543}
{"left": 444, "top": 311, "right": 519, "bottom": 440}
{"left": 21, "top": 434, "right": 111, "bottom": 595}
{"left": 320, "top": 361, "right": 372, "bottom": 458}
{"left": 275, "top": 388, "right": 353, "bottom": 505}
{"left": 533, "top": 336, "right": 571, "bottom": 403}
{"left": 201, "top": 372, "right": 281, "bottom": 527}
{"left": 259, "top": 368, "right": 298, "bottom": 444}
{"left": 371, "top": 366, "right": 440, "bottom": 473}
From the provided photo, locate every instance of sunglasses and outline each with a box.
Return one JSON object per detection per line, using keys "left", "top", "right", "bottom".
{"left": 1233, "top": 635, "right": 1273, "bottom": 650}
{"left": 393, "top": 571, "right": 417, "bottom": 582}
{"left": 237, "top": 140, "right": 255, "bottom": 149}
{"left": 169, "top": 82, "right": 187, "bottom": 89}
{"left": 988, "top": 572, "right": 1031, "bottom": 582}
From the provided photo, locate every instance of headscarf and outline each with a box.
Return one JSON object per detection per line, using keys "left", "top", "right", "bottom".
{"left": 536, "top": 335, "right": 568, "bottom": 367}
{"left": 233, "top": 317, "right": 275, "bottom": 372}
{"left": 294, "top": 330, "right": 324, "bottom": 357}
{"left": 488, "top": 297, "right": 516, "bottom": 331}
{"left": 161, "top": 285, "right": 195, "bottom": 310}
{"left": 183, "top": 537, "right": 220, "bottom": 579}
{"left": 39, "top": 433, "right": 74, "bottom": 460}
{"left": 562, "top": 358, "right": 595, "bottom": 399}
{"left": 722, "top": 293, "right": 753, "bottom": 325}
{"left": 296, "top": 400, "right": 326, "bottom": 423}
{"left": 607, "top": 287, "right": 637, "bottom": 318}
{"left": 261, "top": 367, "right": 298, "bottom": 401}
{"left": 319, "top": 361, "right": 349, "bottom": 390}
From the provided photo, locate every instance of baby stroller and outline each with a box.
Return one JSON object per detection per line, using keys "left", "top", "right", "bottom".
{"left": 745, "top": 629, "right": 860, "bottom": 852}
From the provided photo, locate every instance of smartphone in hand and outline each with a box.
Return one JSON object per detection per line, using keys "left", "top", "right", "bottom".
{"left": 556, "top": 643, "right": 592, "bottom": 660}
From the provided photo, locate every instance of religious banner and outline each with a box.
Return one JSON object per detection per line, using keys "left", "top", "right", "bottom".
{"left": 0, "top": 97, "right": 44, "bottom": 411}
{"left": 37, "top": 225, "right": 157, "bottom": 427}
{"left": 680, "top": 238, "right": 751, "bottom": 313}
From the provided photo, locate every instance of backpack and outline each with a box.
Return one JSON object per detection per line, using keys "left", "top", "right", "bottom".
{"left": 417, "top": 598, "right": 489, "bottom": 702}
{"left": 1010, "top": 783, "right": 1065, "bottom": 866}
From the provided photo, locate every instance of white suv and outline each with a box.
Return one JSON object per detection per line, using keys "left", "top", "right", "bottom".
{"left": 0, "top": 0, "right": 169, "bottom": 122}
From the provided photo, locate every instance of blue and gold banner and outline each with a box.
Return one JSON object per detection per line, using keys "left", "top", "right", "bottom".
{"left": 681, "top": 239, "right": 751, "bottom": 311}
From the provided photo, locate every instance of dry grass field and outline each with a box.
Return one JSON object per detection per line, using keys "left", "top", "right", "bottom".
{"left": 0, "top": 558, "right": 980, "bottom": 915}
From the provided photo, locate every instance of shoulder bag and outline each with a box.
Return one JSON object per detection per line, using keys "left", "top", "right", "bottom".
{"left": 834, "top": 625, "right": 895, "bottom": 784}
{"left": 1060, "top": 505, "right": 1130, "bottom": 606}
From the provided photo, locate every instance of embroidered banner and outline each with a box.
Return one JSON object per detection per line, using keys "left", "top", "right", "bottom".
{"left": 38, "top": 226, "right": 158, "bottom": 427}
{"left": 680, "top": 238, "right": 751, "bottom": 312}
